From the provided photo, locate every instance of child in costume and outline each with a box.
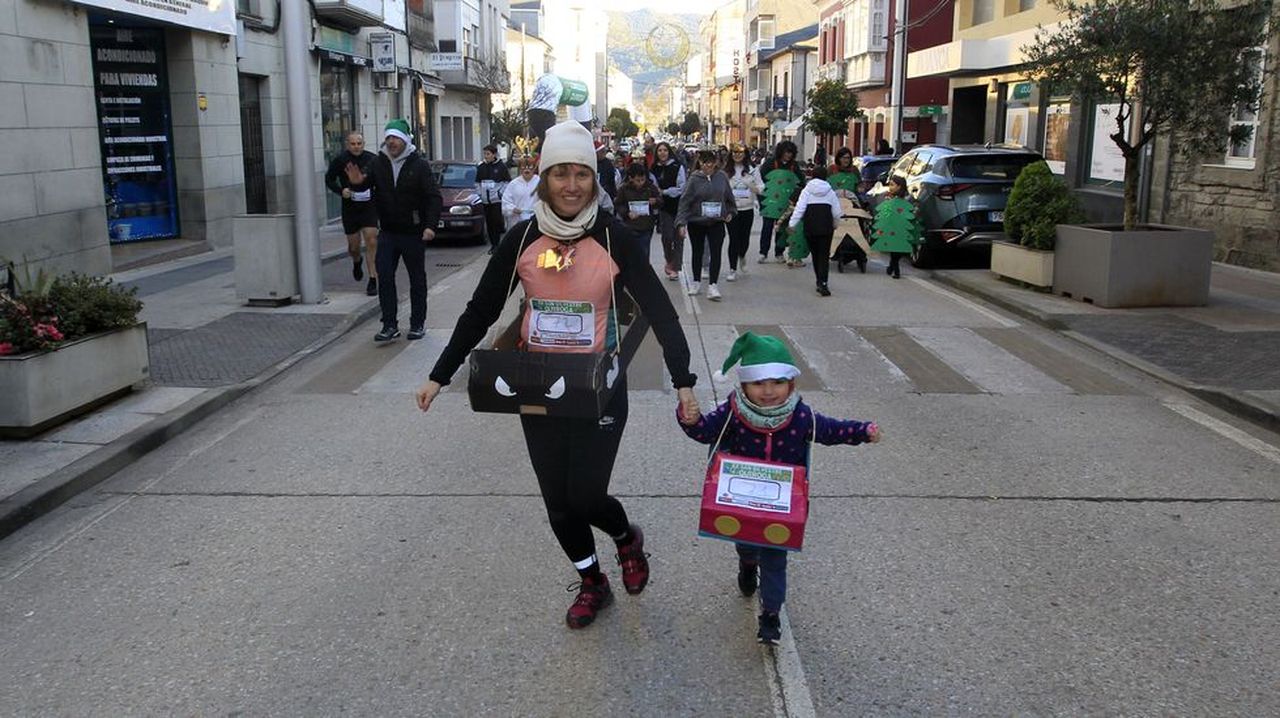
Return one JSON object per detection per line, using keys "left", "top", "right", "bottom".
{"left": 677, "top": 332, "right": 881, "bottom": 644}
{"left": 869, "top": 176, "right": 922, "bottom": 279}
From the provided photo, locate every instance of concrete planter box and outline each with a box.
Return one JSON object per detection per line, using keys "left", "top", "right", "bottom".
{"left": 0, "top": 324, "right": 149, "bottom": 438}
{"left": 1053, "top": 224, "right": 1214, "bottom": 307}
{"left": 233, "top": 214, "right": 298, "bottom": 306}
{"left": 990, "top": 240, "right": 1054, "bottom": 288}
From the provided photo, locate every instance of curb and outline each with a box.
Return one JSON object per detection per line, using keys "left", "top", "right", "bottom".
{"left": 930, "top": 270, "right": 1280, "bottom": 434}
{"left": 0, "top": 295, "right": 382, "bottom": 541}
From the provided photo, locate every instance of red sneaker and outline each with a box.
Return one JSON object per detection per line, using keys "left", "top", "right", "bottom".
{"left": 616, "top": 524, "right": 650, "bottom": 595}
{"left": 565, "top": 573, "right": 613, "bottom": 629}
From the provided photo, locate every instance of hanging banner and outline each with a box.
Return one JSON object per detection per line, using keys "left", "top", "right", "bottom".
{"left": 72, "top": 0, "right": 236, "bottom": 35}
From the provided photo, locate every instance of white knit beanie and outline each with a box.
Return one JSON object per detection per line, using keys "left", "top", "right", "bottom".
{"left": 538, "top": 121, "right": 596, "bottom": 172}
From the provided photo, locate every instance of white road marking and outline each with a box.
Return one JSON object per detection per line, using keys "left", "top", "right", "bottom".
{"left": 765, "top": 607, "right": 817, "bottom": 718}
{"left": 1163, "top": 403, "right": 1280, "bottom": 466}
{"left": 908, "top": 277, "right": 1019, "bottom": 328}
{"left": 4, "top": 409, "right": 264, "bottom": 581}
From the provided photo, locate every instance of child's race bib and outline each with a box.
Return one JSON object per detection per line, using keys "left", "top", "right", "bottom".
{"left": 628, "top": 201, "right": 651, "bottom": 217}
{"left": 351, "top": 189, "right": 372, "bottom": 202}
{"left": 732, "top": 188, "right": 752, "bottom": 200}
{"left": 701, "top": 201, "right": 723, "bottom": 218}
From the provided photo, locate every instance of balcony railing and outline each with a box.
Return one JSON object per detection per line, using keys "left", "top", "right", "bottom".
{"left": 817, "top": 60, "right": 847, "bottom": 82}
{"left": 439, "top": 56, "right": 511, "bottom": 94}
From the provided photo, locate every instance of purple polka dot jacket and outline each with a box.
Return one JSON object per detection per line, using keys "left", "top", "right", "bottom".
{"left": 679, "top": 394, "right": 875, "bottom": 468}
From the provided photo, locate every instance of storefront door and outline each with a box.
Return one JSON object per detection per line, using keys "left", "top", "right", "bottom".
{"left": 89, "top": 23, "right": 180, "bottom": 243}
{"left": 320, "top": 59, "right": 357, "bottom": 220}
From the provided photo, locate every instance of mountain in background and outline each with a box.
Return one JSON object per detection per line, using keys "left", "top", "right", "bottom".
{"left": 605, "top": 9, "right": 704, "bottom": 103}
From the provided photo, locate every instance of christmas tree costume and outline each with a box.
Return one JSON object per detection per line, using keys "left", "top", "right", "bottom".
{"left": 783, "top": 221, "right": 809, "bottom": 262}
{"left": 828, "top": 169, "right": 861, "bottom": 195}
{"left": 869, "top": 197, "right": 922, "bottom": 254}
{"left": 760, "top": 168, "right": 803, "bottom": 220}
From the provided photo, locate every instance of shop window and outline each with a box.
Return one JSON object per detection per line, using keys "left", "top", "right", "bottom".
{"left": 1224, "top": 49, "right": 1265, "bottom": 169}
{"left": 1042, "top": 99, "right": 1071, "bottom": 175}
{"left": 1086, "top": 101, "right": 1127, "bottom": 187}
{"left": 1001, "top": 81, "right": 1038, "bottom": 148}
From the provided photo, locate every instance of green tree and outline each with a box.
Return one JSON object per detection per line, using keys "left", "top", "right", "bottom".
{"left": 802, "top": 79, "right": 862, "bottom": 147}
{"left": 489, "top": 101, "right": 529, "bottom": 145}
{"left": 1003, "top": 161, "right": 1084, "bottom": 250}
{"left": 679, "top": 111, "right": 701, "bottom": 136}
{"left": 1023, "top": 0, "right": 1273, "bottom": 229}
{"left": 605, "top": 107, "right": 640, "bottom": 141}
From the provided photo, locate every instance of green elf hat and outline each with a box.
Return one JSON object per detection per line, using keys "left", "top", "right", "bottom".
{"left": 714, "top": 332, "right": 801, "bottom": 383}
{"left": 384, "top": 118, "right": 412, "bottom": 144}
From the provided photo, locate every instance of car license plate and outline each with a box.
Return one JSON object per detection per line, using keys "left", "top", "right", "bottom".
{"left": 989, "top": 211, "right": 1004, "bottom": 223}
{"left": 449, "top": 220, "right": 472, "bottom": 227}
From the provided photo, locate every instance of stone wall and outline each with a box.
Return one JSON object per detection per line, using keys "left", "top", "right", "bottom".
{"left": 0, "top": 0, "right": 110, "bottom": 278}
{"left": 1150, "top": 24, "right": 1280, "bottom": 272}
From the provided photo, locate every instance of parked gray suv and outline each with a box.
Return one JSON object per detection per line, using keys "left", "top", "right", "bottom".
{"left": 867, "top": 145, "right": 1045, "bottom": 267}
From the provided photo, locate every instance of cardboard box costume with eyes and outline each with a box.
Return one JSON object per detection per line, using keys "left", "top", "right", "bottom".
{"left": 467, "top": 230, "right": 650, "bottom": 418}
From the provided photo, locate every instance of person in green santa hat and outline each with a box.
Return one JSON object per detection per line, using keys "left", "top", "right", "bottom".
{"left": 869, "top": 176, "right": 922, "bottom": 279}
{"left": 678, "top": 331, "right": 880, "bottom": 645}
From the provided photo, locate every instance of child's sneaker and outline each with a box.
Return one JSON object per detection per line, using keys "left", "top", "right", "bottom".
{"left": 565, "top": 573, "right": 613, "bottom": 629}
{"left": 615, "top": 524, "right": 650, "bottom": 595}
{"left": 737, "top": 560, "right": 758, "bottom": 597}
{"left": 725, "top": 270, "right": 737, "bottom": 282}
{"left": 707, "top": 283, "right": 722, "bottom": 301}
{"left": 686, "top": 281, "right": 701, "bottom": 296}
{"left": 757, "top": 611, "right": 782, "bottom": 645}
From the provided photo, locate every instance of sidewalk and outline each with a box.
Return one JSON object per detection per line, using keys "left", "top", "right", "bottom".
{"left": 0, "top": 224, "right": 480, "bottom": 538}
{"left": 933, "top": 263, "right": 1280, "bottom": 433}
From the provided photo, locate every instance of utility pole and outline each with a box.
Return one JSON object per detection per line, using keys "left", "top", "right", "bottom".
{"left": 282, "top": 0, "right": 323, "bottom": 303}
{"left": 520, "top": 23, "right": 527, "bottom": 108}
{"left": 890, "top": 0, "right": 909, "bottom": 154}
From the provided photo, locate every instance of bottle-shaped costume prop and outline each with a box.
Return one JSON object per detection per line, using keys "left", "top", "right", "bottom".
{"left": 869, "top": 197, "right": 922, "bottom": 253}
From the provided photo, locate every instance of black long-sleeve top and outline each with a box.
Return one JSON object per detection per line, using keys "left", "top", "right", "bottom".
{"left": 348, "top": 149, "right": 443, "bottom": 236}
{"left": 429, "top": 213, "right": 698, "bottom": 389}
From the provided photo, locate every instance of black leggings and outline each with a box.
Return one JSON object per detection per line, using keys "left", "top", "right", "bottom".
{"left": 808, "top": 231, "right": 833, "bottom": 284}
{"left": 688, "top": 222, "right": 725, "bottom": 283}
{"left": 520, "top": 377, "right": 630, "bottom": 563}
{"left": 727, "top": 209, "right": 754, "bottom": 269}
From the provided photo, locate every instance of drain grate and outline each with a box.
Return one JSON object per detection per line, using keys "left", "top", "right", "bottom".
{"left": 435, "top": 262, "right": 463, "bottom": 267}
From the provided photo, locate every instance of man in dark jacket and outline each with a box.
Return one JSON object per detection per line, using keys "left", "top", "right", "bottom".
{"left": 323, "top": 131, "right": 380, "bottom": 296}
{"left": 345, "top": 119, "right": 443, "bottom": 342}
{"left": 475, "top": 144, "right": 511, "bottom": 253}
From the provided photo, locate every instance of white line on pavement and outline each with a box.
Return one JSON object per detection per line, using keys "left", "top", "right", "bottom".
{"left": 908, "top": 277, "right": 1020, "bottom": 328}
{"left": 762, "top": 607, "right": 818, "bottom": 718}
{"left": 4, "top": 409, "right": 264, "bottom": 582}
{"left": 1163, "top": 403, "right": 1280, "bottom": 466}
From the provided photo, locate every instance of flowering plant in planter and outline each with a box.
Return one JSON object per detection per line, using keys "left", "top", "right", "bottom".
{"left": 0, "top": 272, "right": 141, "bottom": 356}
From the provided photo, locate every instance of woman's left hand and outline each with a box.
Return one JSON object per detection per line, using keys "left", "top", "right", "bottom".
{"left": 677, "top": 387, "right": 700, "bottom": 425}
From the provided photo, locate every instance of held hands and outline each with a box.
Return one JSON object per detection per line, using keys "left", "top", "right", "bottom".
{"left": 342, "top": 188, "right": 352, "bottom": 199}
{"left": 865, "top": 422, "right": 882, "bottom": 443}
{"left": 415, "top": 380, "right": 442, "bottom": 412}
{"left": 677, "top": 387, "right": 701, "bottom": 425}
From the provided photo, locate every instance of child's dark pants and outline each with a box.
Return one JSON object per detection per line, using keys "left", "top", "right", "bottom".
{"left": 737, "top": 543, "right": 788, "bottom": 613}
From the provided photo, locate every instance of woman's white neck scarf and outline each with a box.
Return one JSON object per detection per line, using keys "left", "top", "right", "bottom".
{"left": 533, "top": 197, "right": 598, "bottom": 242}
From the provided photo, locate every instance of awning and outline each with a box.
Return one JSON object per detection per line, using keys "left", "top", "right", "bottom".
{"left": 782, "top": 112, "right": 808, "bottom": 136}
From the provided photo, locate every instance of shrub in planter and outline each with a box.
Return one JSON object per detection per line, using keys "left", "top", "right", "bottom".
{"left": 0, "top": 271, "right": 141, "bottom": 355}
{"left": 1003, "top": 161, "right": 1082, "bottom": 251}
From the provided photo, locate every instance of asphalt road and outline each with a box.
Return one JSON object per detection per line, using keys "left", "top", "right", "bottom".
{"left": 3, "top": 234, "right": 1278, "bottom": 716}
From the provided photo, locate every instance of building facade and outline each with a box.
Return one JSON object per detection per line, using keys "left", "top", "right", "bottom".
{"left": 742, "top": 0, "right": 819, "bottom": 147}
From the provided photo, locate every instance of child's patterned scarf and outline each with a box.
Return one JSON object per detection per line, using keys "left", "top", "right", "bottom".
{"left": 733, "top": 387, "right": 799, "bottom": 431}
